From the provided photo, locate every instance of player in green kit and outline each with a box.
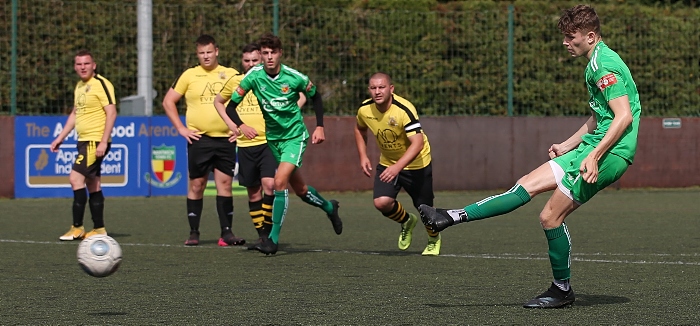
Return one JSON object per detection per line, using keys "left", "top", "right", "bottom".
{"left": 218, "top": 33, "right": 342, "bottom": 255}
{"left": 419, "top": 5, "right": 641, "bottom": 308}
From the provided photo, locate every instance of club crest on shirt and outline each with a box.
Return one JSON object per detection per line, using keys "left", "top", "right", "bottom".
{"left": 388, "top": 116, "right": 398, "bottom": 127}
{"left": 219, "top": 71, "right": 227, "bottom": 80}
{"left": 281, "top": 83, "right": 290, "bottom": 94}
{"left": 85, "top": 84, "right": 91, "bottom": 93}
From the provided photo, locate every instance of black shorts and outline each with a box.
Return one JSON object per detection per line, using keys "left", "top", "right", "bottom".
{"left": 373, "top": 163, "right": 434, "bottom": 209}
{"left": 72, "top": 141, "right": 111, "bottom": 178}
{"left": 187, "top": 135, "right": 237, "bottom": 179}
{"left": 237, "top": 143, "right": 277, "bottom": 188}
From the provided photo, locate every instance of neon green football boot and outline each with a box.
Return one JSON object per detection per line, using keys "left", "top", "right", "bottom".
{"left": 422, "top": 233, "right": 442, "bottom": 256}
{"left": 398, "top": 213, "right": 418, "bottom": 250}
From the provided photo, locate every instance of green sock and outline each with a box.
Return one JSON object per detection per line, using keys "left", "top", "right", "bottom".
{"left": 299, "top": 185, "right": 333, "bottom": 214}
{"left": 269, "top": 190, "right": 289, "bottom": 244}
{"left": 545, "top": 223, "right": 571, "bottom": 281}
{"left": 464, "top": 184, "right": 531, "bottom": 221}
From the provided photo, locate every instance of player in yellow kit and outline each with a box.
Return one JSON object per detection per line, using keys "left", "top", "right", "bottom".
{"left": 52, "top": 49, "right": 117, "bottom": 241}
{"left": 354, "top": 72, "right": 441, "bottom": 256}
{"left": 162, "top": 35, "right": 245, "bottom": 247}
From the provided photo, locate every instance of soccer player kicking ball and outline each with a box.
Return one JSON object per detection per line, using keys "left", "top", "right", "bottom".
{"left": 216, "top": 32, "right": 342, "bottom": 255}
{"left": 419, "top": 5, "right": 641, "bottom": 308}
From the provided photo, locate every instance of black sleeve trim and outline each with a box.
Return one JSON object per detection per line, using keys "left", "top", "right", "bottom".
{"left": 310, "top": 91, "right": 324, "bottom": 127}
{"left": 94, "top": 75, "right": 115, "bottom": 105}
{"left": 392, "top": 96, "right": 422, "bottom": 133}
{"left": 226, "top": 100, "right": 243, "bottom": 125}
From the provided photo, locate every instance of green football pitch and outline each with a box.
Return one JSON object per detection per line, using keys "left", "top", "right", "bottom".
{"left": 1, "top": 189, "right": 699, "bottom": 324}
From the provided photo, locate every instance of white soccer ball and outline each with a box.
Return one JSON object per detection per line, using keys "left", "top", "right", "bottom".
{"left": 77, "top": 234, "right": 122, "bottom": 277}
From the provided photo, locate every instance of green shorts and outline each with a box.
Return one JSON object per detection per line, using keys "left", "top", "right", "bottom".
{"left": 552, "top": 143, "right": 629, "bottom": 204}
{"left": 268, "top": 133, "right": 308, "bottom": 168}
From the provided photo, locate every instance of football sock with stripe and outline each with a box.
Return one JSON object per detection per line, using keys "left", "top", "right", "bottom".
{"left": 216, "top": 195, "right": 233, "bottom": 234}
{"left": 382, "top": 200, "right": 408, "bottom": 224}
{"left": 72, "top": 188, "right": 88, "bottom": 227}
{"left": 262, "top": 193, "right": 274, "bottom": 236}
{"left": 299, "top": 185, "right": 333, "bottom": 215}
{"left": 249, "top": 199, "right": 265, "bottom": 236}
{"left": 186, "top": 198, "right": 203, "bottom": 232}
{"left": 462, "top": 184, "right": 532, "bottom": 222}
{"left": 269, "top": 190, "right": 289, "bottom": 244}
{"left": 88, "top": 190, "right": 105, "bottom": 229}
{"left": 545, "top": 223, "right": 572, "bottom": 283}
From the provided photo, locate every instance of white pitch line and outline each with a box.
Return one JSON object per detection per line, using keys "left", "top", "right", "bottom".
{"left": 2, "top": 239, "right": 699, "bottom": 266}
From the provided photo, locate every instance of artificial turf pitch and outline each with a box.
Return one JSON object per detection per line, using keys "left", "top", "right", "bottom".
{"left": 1, "top": 189, "right": 698, "bottom": 324}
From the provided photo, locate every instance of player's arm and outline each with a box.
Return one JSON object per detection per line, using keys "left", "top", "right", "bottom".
{"left": 308, "top": 91, "right": 325, "bottom": 144}
{"left": 162, "top": 88, "right": 200, "bottom": 144}
{"left": 353, "top": 122, "right": 372, "bottom": 177}
{"left": 549, "top": 115, "right": 596, "bottom": 158}
{"left": 96, "top": 103, "right": 117, "bottom": 157}
{"left": 213, "top": 93, "right": 239, "bottom": 134}
{"left": 50, "top": 107, "right": 77, "bottom": 152}
{"left": 378, "top": 132, "right": 423, "bottom": 184}
{"left": 579, "top": 95, "right": 632, "bottom": 183}
{"left": 297, "top": 92, "right": 307, "bottom": 108}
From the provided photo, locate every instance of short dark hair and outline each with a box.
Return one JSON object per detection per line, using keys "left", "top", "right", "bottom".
{"left": 75, "top": 49, "right": 93, "bottom": 59}
{"left": 195, "top": 34, "right": 217, "bottom": 48}
{"left": 557, "top": 5, "right": 601, "bottom": 36}
{"left": 258, "top": 32, "right": 282, "bottom": 51}
{"left": 242, "top": 43, "right": 260, "bottom": 54}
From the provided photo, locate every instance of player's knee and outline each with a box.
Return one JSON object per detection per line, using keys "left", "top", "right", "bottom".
{"left": 373, "top": 198, "right": 393, "bottom": 212}
{"left": 189, "top": 179, "right": 206, "bottom": 194}
{"left": 539, "top": 210, "right": 564, "bottom": 229}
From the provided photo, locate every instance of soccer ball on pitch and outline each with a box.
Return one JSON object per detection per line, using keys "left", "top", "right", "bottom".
{"left": 77, "top": 234, "right": 122, "bottom": 277}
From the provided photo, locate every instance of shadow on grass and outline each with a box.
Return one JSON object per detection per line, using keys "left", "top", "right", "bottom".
{"left": 88, "top": 312, "right": 128, "bottom": 316}
{"left": 574, "top": 293, "right": 631, "bottom": 306}
{"left": 423, "top": 293, "right": 630, "bottom": 308}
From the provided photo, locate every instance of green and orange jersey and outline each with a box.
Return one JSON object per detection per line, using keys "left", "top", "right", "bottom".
{"left": 584, "top": 41, "right": 642, "bottom": 163}
{"left": 230, "top": 64, "right": 314, "bottom": 141}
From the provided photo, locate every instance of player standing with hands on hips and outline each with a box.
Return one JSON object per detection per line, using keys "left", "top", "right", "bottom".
{"left": 419, "top": 5, "right": 641, "bottom": 308}
{"left": 215, "top": 32, "right": 342, "bottom": 255}
{"left": 52, "top": 49, "right": 117, "bottom": 241}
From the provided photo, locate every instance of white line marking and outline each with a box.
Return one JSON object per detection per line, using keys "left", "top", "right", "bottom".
{"left": 3, "top": 239, "right": 699, "bottom": 266}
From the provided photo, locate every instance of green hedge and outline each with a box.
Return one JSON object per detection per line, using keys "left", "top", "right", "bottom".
{"left": 1, "top": 0, "right": 698, "bottom": 116}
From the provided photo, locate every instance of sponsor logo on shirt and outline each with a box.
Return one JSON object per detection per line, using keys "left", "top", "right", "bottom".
{"left": 235, "top": 86, "right": 246, "bottom": 96}
{"left": 596, "top": 73, "right": 618, "bottom": 91}
{"left": 306, "top": 81, "right": 314, "bottom": 92}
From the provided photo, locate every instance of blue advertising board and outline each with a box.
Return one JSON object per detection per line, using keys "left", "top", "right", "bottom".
{"left": 14, "top": 116, "right": 188, "bottom": 198}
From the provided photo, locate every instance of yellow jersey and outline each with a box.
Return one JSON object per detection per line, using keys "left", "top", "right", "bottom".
{"left": 356, "top": 94, "right": 431, "bottom": 170}
{"left": 74, "top": 74, "right": 115, "bottom": 142}
{"left": 219, "top": 73, "right": 267, "bottom": 147}
{"left": 172, "top": 65, "right": 240, "bottom": 137}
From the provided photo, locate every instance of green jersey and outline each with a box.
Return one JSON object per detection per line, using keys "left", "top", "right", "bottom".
{"left": 231, "top": 64, "right": 316, "bottom": 141}
{"left": 583, "top": 41, "right": 641, "bottom": 163}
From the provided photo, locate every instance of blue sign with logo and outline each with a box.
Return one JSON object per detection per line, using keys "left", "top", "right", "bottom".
{"left": 14, "top": 116, "right": 188, "bottom": 198}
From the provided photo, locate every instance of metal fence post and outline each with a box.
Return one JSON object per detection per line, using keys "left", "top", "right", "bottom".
{"left": 507, "top": 4, "right": 514, "bottom": 117}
